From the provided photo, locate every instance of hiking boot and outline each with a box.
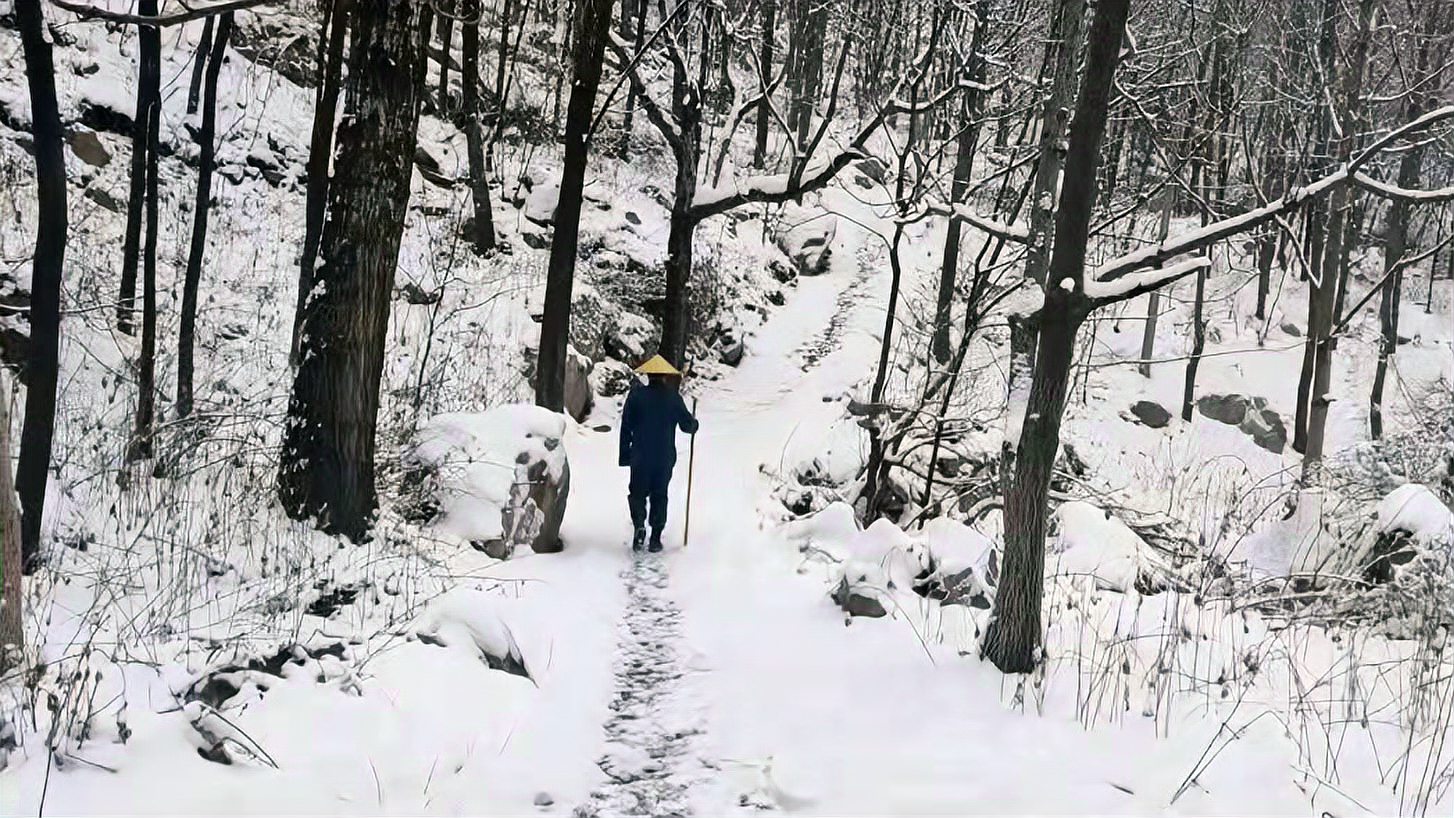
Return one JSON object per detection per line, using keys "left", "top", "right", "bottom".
{"left": 647, "top": 532, "right": 663, "bottom": 553}
{"left": 632, "top": 527, "right": 647, "bottom": 552}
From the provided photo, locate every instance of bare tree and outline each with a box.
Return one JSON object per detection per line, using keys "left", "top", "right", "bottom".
{"left": 279, "top": 0, "right": 430, "bottom": 539}
{"left": 13, "top": 0, "right": 67, "bottom": 573}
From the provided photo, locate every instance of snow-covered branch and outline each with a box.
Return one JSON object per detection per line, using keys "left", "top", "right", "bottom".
{"left": 52, "top": 0, "right": 276, "bottom": 26}
{"left": 1084, "top": 256, "right": 1210, "bottom": 304}
{"left": 916, "top": 201, "right": 1029, "bottom": 243}
{"left": 1352, "top": 171, "right": 1454, "bottom": 203}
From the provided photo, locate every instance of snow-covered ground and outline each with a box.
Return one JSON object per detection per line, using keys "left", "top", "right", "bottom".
{"left": 2, "top": 4, "right": 1453, "bottom": 816}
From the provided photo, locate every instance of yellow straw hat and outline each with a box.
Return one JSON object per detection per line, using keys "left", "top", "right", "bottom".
{"left": 634, "top": 354, "right": 682, "bottom": 376}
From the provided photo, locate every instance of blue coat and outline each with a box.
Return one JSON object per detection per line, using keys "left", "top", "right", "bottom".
{"left": 619, "top": 382, "right": 698, "bottom": 471}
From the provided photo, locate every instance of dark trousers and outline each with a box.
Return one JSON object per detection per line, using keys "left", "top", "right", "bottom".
{"left": 628, "top": 462, "right": 672, "bottom": 537}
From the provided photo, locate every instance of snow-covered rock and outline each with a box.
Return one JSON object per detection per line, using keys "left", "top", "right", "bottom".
{"left": 773, "top": 201, "right": 838, "bottom": 276}
{"left": 912, "top": 518, "right": 997, "bottom": 608}
{"left": 1358, "top": 484, "right": 1454, "bottom": 583}
{"left": 405, "top": 405, "right": 571, "bottom": 556}
{"left": 1049, "top": 501, "right": 1174, "bottom": 593}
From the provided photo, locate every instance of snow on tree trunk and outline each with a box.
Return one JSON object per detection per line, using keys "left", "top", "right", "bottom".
{"left": 279, "top": 0, "right": 428, "bottom": 539}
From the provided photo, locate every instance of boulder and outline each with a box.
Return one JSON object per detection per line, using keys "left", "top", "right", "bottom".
{"left": 1281, "top": 321, "right": 1301, "bottom": 337}
{"left": 1129, "top": 399, "right": 1172, "bottom": 428}
{"left": 1239, "top": 399, "right": 1288, "bottom": 454}
{"left": 1196, "top": 393, "right": 1249, "bottom": 425}
{"left": 563, "top": 346, "right": 595, "bottom": 422}
{"left": 67, "top": 130, "right": 110, "bottom": 167}
{"left": 831, "top": 572, "right": 888, "bottom": 618}
{"left": 84, "top": 186, "right": 124, "bottom": 213}
{"left": 405, "top": 406, "right": 571, "bottom": 557}
{"left": 590, "top": 359, "right": 635, "bottom": 398}
{"left": 773, "top": 204, "right": 838, "bottom": 276}
{"left": 524, "top": 173, "right": 561, "bottom": 226}
{"left": 720, "top": 340, "right": 745, "bottom": 367}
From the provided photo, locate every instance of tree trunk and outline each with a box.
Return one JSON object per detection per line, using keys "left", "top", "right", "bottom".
{"left": 461, "top": 0, "right": 497, "bottom": 252}
{"left": 792, "top": 0, "right": 825, "bottom": 147}
{"left": 1022, "top": 0, "right": 1085, "bottom": 288}
{"left": 1303, "top": 0, "right": 1375, "bottom": 478}
{"left": 930, "top": 1, "right": 987, "bottom": 365}
{"left": 535, "top": 0, "right": 617, "bottom": 411}
{"left": 0, "top": 371, "right": 21, "bottom": 670}
{"left": 753, "top": 0, "right": 776, "bottom": 169}
{"left": 117, "top": 0, "right": 162, "bottom": 337}
{"left": 178, "top": 14, "right": 234, "bottom": 420}
{"left": 128, "top": 70, "right": 162, "bottom": 463}
{"left": 1180, "top": 164, "right": 1209, "bottom": 421}
{"left": 983, "top": 0, "right": 1128, "bottom": 675}
{"left": 293, "top": 0, "right": 352, "bottom": 365}
{"left": 278, "top": 0, "right": 428, "bottom": 539}
{"left": 660, "top": 172, "right": 698, "bottom": 367}
{"left": 14, "top": 0, "right": 67, "bottom": 574}
{"left": 1138, "top": 188, "right": 1174, "bottom": 377}
{"left": 619, "top": 0, "right": 648, "bottom": 155}
{"left": 187, "top": 17, "right": 215, "bottom": 115}
{"left": 437, "top": 0, "right": 455, "bottom": 112}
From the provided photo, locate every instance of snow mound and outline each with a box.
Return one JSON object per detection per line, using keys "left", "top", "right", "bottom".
{"left": 913, "top": 517, "right": 998, "bottom": 607}
{"left": 412, "top": 589, "right": 532, "bottom": 679}
{"left": 1049, "top": 501, "right": 1173, "bottom": 593}
{"left": 1376, "top": 484, "right": 1454, "bottom": 545}
{"left": 407, "top": 405, "right": 569, "bottom": 549}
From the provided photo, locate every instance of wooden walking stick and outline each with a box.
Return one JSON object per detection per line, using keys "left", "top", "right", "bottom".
{"left": 683, "top": 396, "right": 698, "bottom": 548}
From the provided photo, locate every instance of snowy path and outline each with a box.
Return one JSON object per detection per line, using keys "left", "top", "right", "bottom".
{"left": 573, "top": 555, "right": 709, "bottom": 818}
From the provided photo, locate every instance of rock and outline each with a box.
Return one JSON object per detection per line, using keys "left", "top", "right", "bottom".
{"left": 563, "top": 346, "right": 595, "bottom": 422}
{"left": 399, "top": 282, "right": 443, "bottom": 305}
{"left": 80, "top": 100, "right": 133, "bottom": 136}
{"left": 524, "top": 173, "right": 561, "bottom": 226}
{"left": 774, "top": 207, "right": 838, "bottom": 276}
{"left": 534, "top": 792, "right": 554, "bottom": 808}
{"left": 1238, "top": 402, "right": 1287, "bottom": 454}
{"left": 769, "top": 259, "right": 796, "bottom": 284}
{"left": 67, "top": 130, "right": 110, "bottom": 167}
{"left": 1196, "top": 393, "right": 1249, "bottom": 425}
{"left": 831, "top": 574, "right": 887, "bottom": 618}
{"left": 590, "top": 359, "right": 635, "bottom": 398}
{"left": 246, "top": 152, "right": 287, "bottom": 187}
{"left": 406, "top": 407, "right": 571, "bottom": 556}
{"left": 1281, "top": 321, "right": 1302, "bottom": 337}
{"left": 414, "top": 145, "right": 456, "bottom": 188}
{"left": 1129, "top": 399, "right": 1172, "bottom": 428}
{"left": 856, "top": 157, "right": 888, "bottom": 184}
{"left": 624, "top": 210, "right": 641, "bottom": 226}
{"left": 84, "top": 186, "right": 124, "bottom": 213}
{"left": 767, "top": 289, "right": 785, "bottom": 306}
{"left": 521, "top": 229, "right": 549, "bottom": 250}
{"left": 719, "top": 340, "right": 745, "bottom": 367}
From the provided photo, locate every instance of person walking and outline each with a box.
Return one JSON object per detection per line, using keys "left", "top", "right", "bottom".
{"left": 619, "top": 355, "right": 699, "bottom": 552}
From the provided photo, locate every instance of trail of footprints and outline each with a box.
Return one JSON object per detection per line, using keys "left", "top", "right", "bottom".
{"left": 795, "top": 244, "right": 877, "bottom": 371}
{"left": 573, "top": 556, "right": 716, "bottom": 817}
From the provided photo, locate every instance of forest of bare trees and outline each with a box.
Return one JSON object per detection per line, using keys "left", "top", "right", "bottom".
{"left": 4, "top": 6, "right": 1454, "bottom": 799}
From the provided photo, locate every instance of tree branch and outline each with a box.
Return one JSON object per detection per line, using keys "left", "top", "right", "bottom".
{"left": 52, "top": 0, "right": 277, "bottom": 26}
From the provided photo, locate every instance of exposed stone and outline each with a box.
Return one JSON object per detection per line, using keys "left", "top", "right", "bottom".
{"left": 67, "top": 130, "right": 110, "bottom": 167}
{"left": 534, "top": 793, "right": 554, "bottom": 808}
{"left": 84, "top": 186, "right": 124, "bottom": 213}
{"left": 719, "top": 340, "right": 745, "bottom": 367}
{"left": 1239, "top": 400, "right": 1288, "bottom": 454}
{"left": 1129, "top": 399, "right": 1172, "bottom": 428}
{"left": 831, "top": 575, "right": 887, "bottom": 618}
{"left": 564, "top": 346, "right": 595, "bottom": 422}
{"left": 1281, "top": 321, "right": 1301, "bottom": 337}
{"left": 1196, "top": 393, "right": 1249, "bottom": 425}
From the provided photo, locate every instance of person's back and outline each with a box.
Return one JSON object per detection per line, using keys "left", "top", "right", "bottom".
{"left": 619, "top": 366, "right": 698, "bottom": 552}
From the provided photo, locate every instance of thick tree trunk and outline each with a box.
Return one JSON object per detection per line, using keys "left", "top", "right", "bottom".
{"left": 293, "top": 0, "right": 352, "bottom": 365}
{"left": 618, "top": 0, "right": 648, "bottom": 155}
{"left": 1181, "top": 165, "right": 1209, "bottom": 421}
{"left": 278, "top": 0, "right": 427, "bottom": 539}
{"left": 983, "top": 0, "right": 1128, "bottom": 675}
{"left": 536, "top": 0, "right": 617, "bottom": 411}
{"left": 117, "top": 0, "right": 162, "bottom": 337}
{"left": 177, "top": 14, "right": 234, "bottom": 420}
{"left": 461, "top": 0, "right": 497, "bottom": 252}
{"left": 753, "top": 0, "right": 776, "bottom": 169}
{"left": 187, "top": 17, "right": 215, "bottom": 115}
{"left": 930, "top": 2, "right": 986, "bottom": 365}
{"left": 14, "top": 0, "right": 67, "bottom": 574}
{"left": 791, "top": 0, "right": 825, "bottom": 147}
